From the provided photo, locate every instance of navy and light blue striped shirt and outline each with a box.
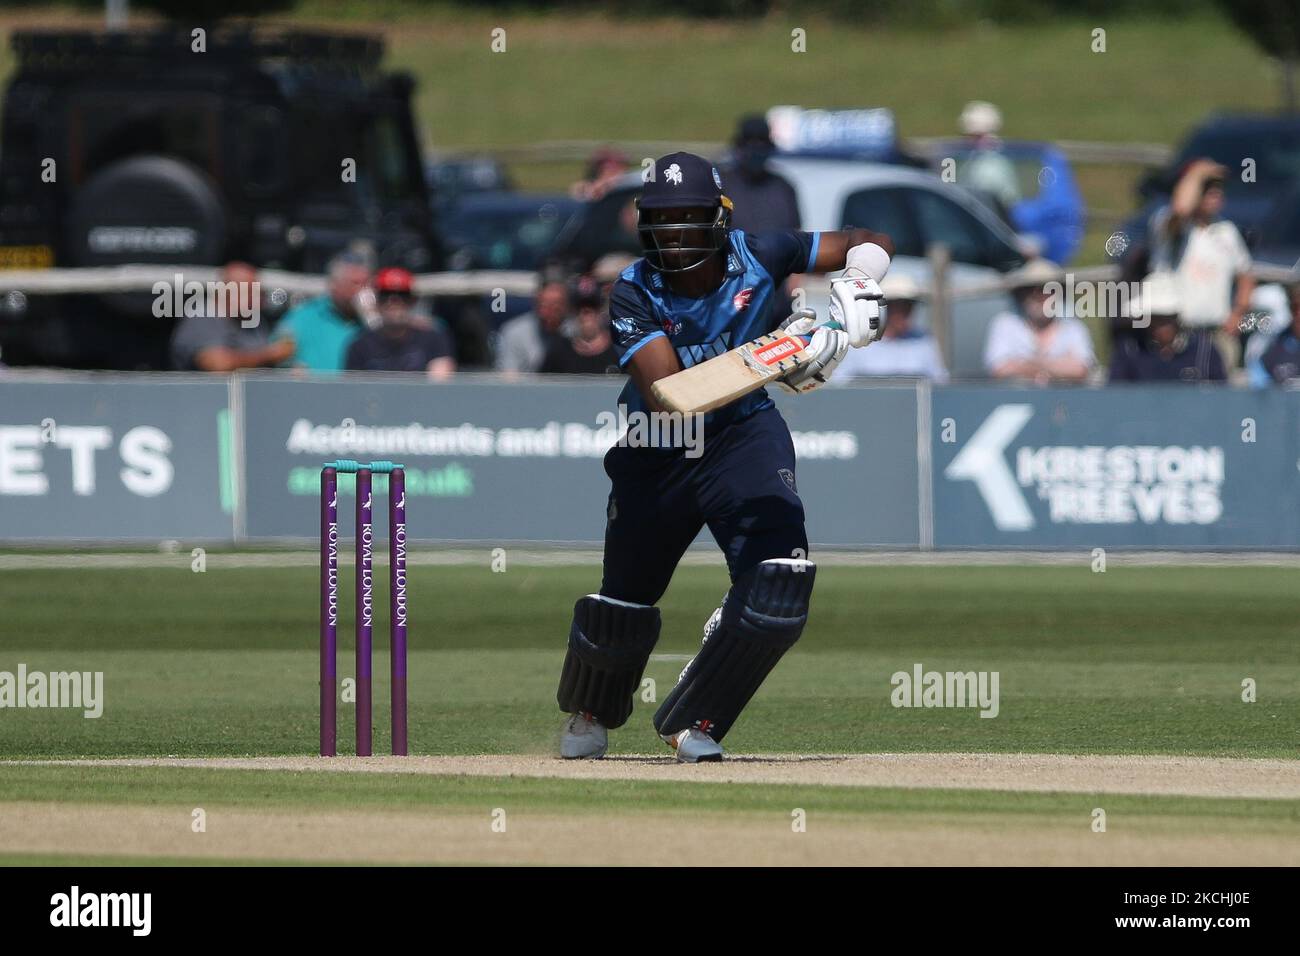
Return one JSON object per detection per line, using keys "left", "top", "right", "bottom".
{"left": 610, "top": 228, "right": 819, "bottom": 428}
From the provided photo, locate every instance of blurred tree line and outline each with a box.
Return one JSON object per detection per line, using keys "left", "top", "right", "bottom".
{"left": 4, "top": 0, "right": 1294, "bottom": 107}
{"left": 0, "top": 0, "right": 1220, "bottom": 22}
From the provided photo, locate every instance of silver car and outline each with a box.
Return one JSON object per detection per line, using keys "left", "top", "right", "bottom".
{"left": 767, "top": 156, "right": 1026, "bottom": 378}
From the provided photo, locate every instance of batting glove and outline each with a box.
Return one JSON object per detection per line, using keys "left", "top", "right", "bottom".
{"left": 773, "top": 312, "right": 849, "bottom": 395}
{"left": 829, "top": 271, "right": 886, "bottom": 348}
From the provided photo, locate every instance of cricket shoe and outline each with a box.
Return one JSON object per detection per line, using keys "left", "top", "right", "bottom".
{"left": 560, "top": 711, "right": 607, "bottom": 759}
{"left": 661, "top": 728, "right": 724, "bottom": 763}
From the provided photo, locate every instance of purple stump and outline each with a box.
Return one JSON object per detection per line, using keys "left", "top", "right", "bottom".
{"left": 389, "top": 467, "right": 408, "bottom": 755}
{"left": 355, "top": 468, "right": 374, "bottom": 757}
{"left": 319, "top": 467, "right": 339, "bottom": 757}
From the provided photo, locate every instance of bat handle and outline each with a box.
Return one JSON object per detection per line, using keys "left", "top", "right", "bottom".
{"left": 796, "top": 318, "right": 845, "bottom": 345}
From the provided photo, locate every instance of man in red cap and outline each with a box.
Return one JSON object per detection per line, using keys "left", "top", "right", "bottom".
{"left": 345, "top": 267, "right": 456, "bottom": 379}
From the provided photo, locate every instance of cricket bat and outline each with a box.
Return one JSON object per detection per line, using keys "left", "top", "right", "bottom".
{"left": 651, "top": 321, "right": 840, "bottom": 415}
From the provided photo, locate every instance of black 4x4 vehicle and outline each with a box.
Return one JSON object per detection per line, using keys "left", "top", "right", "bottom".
{"left": 0, "top": 27, "right": 438, "bottom": 368}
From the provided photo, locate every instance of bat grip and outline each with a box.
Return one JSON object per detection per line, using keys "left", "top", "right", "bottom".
{"left": 796, "top": 318, "right": 844, "bottom": 345}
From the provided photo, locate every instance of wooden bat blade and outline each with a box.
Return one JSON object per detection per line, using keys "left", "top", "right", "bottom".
{"left": 651, "top": 331, "right": 814, "bottom": 415}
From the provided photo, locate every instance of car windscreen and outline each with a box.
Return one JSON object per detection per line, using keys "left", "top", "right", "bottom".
{"left": 844, "top": 184, "right": 1023, "bottom": 270}
{"left": 840, "top": 187, "right": 922, "bottom": 257}
{"left": 444, "top": 199, "right": 578, "bottom": 270}
{"left": 911, "top": 188, "right": 1005, "bottom": 266}
{"left": 554, "top": 186, "right": 642, "bottom": 265}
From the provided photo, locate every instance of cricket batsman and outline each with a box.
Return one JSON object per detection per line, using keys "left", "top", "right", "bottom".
{"left": 556, "top": 152, "right": 894, "bottom": 762}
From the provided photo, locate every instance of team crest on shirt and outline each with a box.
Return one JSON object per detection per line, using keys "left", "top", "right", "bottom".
{"left": 733, "top": 288, "right": 753, "bottom": 312}
{"left": 778, "top": 468, "right": 797, "bottom": 492}
{"left": 660, "top": 314, "right": 683, "bottom": 335}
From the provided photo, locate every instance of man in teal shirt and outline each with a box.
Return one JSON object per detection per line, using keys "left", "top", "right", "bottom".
{"left": 274, "top": 251, "right": 372, "bottom": 372}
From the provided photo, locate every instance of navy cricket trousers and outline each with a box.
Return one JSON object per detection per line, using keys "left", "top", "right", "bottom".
{"left": 599, "top": 405, "right": 808, "bottom": 606}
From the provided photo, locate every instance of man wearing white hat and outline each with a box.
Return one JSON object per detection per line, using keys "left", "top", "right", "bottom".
{"left": 984, "top": 258, "right": 1095, "bottom": 384}
{"left": 833, "top": 274, "right": 948, "bottom": 382}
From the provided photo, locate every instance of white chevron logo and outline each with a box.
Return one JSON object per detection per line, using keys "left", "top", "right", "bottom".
{"left": 944, "top": 404, "right": 1035, "bottom": 531}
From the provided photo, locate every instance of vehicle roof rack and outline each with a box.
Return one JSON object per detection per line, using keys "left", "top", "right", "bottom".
{"left": 11, "top": 26, "right": 384, "bottom": 71}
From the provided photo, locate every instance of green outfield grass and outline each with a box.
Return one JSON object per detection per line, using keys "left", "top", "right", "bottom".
{"left": 0, "top": 563, "right": 1295, "bottom": 759}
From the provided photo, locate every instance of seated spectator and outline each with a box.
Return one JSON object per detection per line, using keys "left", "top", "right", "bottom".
{"left": 589, "top": 252, "right": 639, "bottom": 320}
{"left": 1108, "top": 274, "right": 1225, "bottom": 383}
{"left": 273, "top": 251, "right": 371, "bottom": 373}
{"left": 346, "top": 268, "right": 456, "bottom": 380}
{"left": 984, "top": 259, "right": 1094, "bottom": 384}
{"left": 592, "top": 252, "right": 637, "bottom": 292}
{"left": 1248, "top": 280, "right": 1300, "bottom": 386}
{"left": 495, "top": 274, "right": 573, "bottom": 374}
{"left": 540, "top": 277, "right": 619, "bottom": 374}
{"left": 171, "top": 262, "right": 294, "bottom": 371}
{"left": 834, "top": 275, "right": 948, "bottom": 382}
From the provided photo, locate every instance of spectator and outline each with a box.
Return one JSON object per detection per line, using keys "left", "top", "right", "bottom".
{"left": 273, "top": 251, "right": 371, "bottom": 373}
{"left": 1109, "top": 273, "right": 1225, "bottom": 383}
{"left": 984, "top": 259, "right": 1094, "bottom": 384}
{"left": 571, "top": 146, "right": 630, "bottom": 201}
{"left": 1110, "top": 233, "right": 1153, "bottom": 351}
{"left": 834, "top": 274, "right": 948, "bottom": 382}
{"left": 495, "top": 275, "right": 573, "bottom": 374}
{"left": 721, "top": 115, "right": 800, "bottom": 233}
{"left": 959, "top": 101, "right": 1020, "bottom": 216}
{"left": 589, "top": 253, "right": 637, "bottom": 324}
{"left": 1148, "top": 159, "right": 1254, "bottom": 370}
{"left": 170, "top": 262, "right": 294, "bottom": 371}
{"left": 345, "top": 268, "right": 456, "bottom": 380}
{"left": 1249, "top": 281, "right": 1300, "bottom": 386}
{"left": 541, "top": 276, "right": 619, "bottom": 374}
{"left": 592, "top": 252, "right": 636, "bottom": 290}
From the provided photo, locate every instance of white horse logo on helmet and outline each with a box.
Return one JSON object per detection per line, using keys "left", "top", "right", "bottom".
{"left": 665, "top": 163, "right": 683, "bottom": 185}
